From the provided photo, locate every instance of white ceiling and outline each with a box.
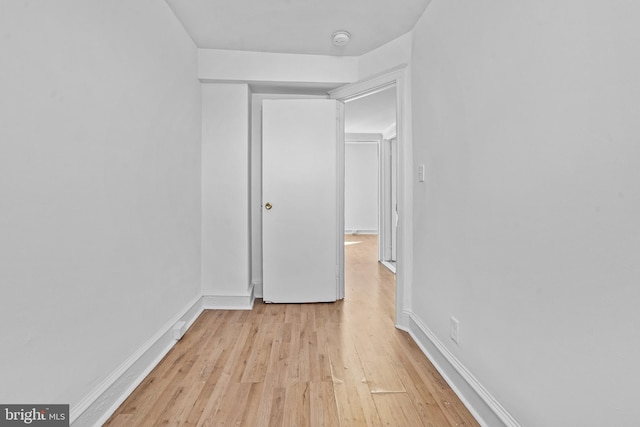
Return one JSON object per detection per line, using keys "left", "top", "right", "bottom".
{"left": 345, "top": 86, "right": 396, "bottom": 135}
{"left": 164, "top": 0, "right": 430, "bottom": 56}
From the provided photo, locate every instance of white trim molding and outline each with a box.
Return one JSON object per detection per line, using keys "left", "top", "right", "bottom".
{"left": 202, "top": 291, "right": 255, "bottom": 310}
{"left": 330, "top": 65, "right": 413, "bottom": 330}
{"left": 345, "top": 133, "right": 382, "bottom": 143}
{"left": 402, "top": 312, "right": 521, "bottom": 427}
{"left": 345, "top": 229, "right": 378, "bottom": 235}
{"left": 252, "top": 280, "right": 263, "bottom": 299}
{"left": 329, "top": 64, "right": 407, "bottom": 101}
{"left": 381, "top": 260, "right": 396, "bottom": 274}
{"left": 71, "top": 296, "right": 204, "bottom": 426}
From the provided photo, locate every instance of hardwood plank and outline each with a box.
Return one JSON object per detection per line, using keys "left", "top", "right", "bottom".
{"left": 266, "top": 323, "right": 294, "bottom": 387}
{"left": 230, "top": 323, "right": 261, "bottom": 383}
{"left": 267, "top": 387, "right": 286, "bottom": 427}
{"left": 390, "top": 344, "right": 453, "bottom": 427}
{"left": 204, "top": 382, "right": 253, "bottom": 426}
{"left": 392, "top": 331, "right": 480, "bottom": 426}
{"left": 325, "top": 324, "right": 384, "bottom": 427}
{"left": 237, "top": 382, "right": 266, "bottom": 426}
{"left": 194, "top": 323, "right": 253, "bottom": 426}
{"left": 163, "top": 325, "right": 236, "bottom": 425}
{"left": 350, "top": 325, "right": 406, "bottom": 393}
{"left": 283, "top": 382, "right": 311, "bottom": 427}
{"left": 105, "top": 414, "right": 134, "bottom": 427}
{"left": 193, "top": 371, "right": 233, "bottom": 427}
{"left": 372, "top": 392, "right": 425, "bottom": 427}
{"left": 105, "top": 234, "right": 479, "bottom": 427}
{"left": 314, "top": 327, "right": 335, "bottom": 383}
{"left": 240, "top": 323, "right": 275, "bottom": 383}
{"left": 332, "top": 381, "right": 382, "bottom": 427}
{"left": 262, "top": 303, "right": 286, "bottom": 324}
{"left": 309, "top": 381, "right": 340, "bottom": 427}
{"left": 182, "top": 323, "right": 252, "bottom": 425}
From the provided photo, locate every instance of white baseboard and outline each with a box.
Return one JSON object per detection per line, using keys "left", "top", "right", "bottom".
{"left": 345, "top": 229, "right": 378, "bottom": 235}
{"left": 381, "top": 260, "right": 396, "bottom": 274}
{"left": 202, "top": 290, "right": 255, "bottom": 310}
{"left": 71, "top": 296, "right": 204, "bottom": 427}
{"left": 396, "top": 308, "right": 410, "bottom": 330}
{"left": 402, "top": 312, "right": 520, "bottom": 427}
{"left": 252, "top": 280, "right": 263, "bottom": 299}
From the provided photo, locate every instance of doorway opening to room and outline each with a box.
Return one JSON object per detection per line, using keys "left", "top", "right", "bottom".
{"left": 339, "top": 83, "right": 399, "bottom": 316}
{"left": 330, "top": 66, "right": 410, "bottom": 328}
{"left": 342, "top": 85, "right": 398, "bottom": 272}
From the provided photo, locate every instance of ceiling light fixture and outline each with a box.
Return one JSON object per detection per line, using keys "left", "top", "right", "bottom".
{"left": 332, "top": 31, "right": 351, "bottom": 47}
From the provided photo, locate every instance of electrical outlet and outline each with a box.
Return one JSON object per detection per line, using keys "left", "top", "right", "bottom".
{"left": 450, "top": 317, "right": 460, "bottom": 344}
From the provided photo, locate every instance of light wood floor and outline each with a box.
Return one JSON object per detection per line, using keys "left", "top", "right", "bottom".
{"left": 105, "top": 235, "right": 479, "bottom": 426}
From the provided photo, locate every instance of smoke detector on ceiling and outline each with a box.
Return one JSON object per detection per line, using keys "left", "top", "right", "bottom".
{"left": 332, "top": 31, "right": 351, "bottom": 47}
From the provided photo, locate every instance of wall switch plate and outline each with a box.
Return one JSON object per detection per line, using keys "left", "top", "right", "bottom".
{"left": 450, "top": 317, "right": 460, "bottom": 344}
{"left": 418, "top": 164, "right": 425, "bottom": 182}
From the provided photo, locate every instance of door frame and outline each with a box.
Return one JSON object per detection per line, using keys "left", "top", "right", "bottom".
{"left": 329, "top": 65, "right": 412, "bottom": 329}
{"left": 380, "top": 136, "right": 397, "bottom": 270}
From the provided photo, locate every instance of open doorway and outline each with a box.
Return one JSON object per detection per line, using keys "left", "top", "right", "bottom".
{"left": 343, "top": 85, "right": 398, "bottom": 273}
{"left": 330, "top": 67, "right": 410, "bottom": 328}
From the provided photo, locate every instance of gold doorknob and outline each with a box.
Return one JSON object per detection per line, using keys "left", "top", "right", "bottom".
{"left": 265, "top": 202, "right": 272, "bottom": 210}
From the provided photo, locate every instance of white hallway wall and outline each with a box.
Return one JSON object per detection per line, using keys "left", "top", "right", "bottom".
{"left": 345, "top": 143, "right": 379, "bottom": 233}
{"left": 0, "top": 0, "right": 201, "bottom": 420}
{"left": 410, "top": 0, "right": 640, "bottom": 425}
{"left": 201, "top": 83, "right": 253, "bottom": 308}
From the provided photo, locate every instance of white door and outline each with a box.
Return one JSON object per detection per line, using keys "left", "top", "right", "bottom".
{"left": 390, "top": 137, "right": 398, "bottom": 262}
{"left": 262, "top": 99, "right": 344, "bottom": 303}
{"left": 380, "top": 138, "right": 398, "bottom": 263}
